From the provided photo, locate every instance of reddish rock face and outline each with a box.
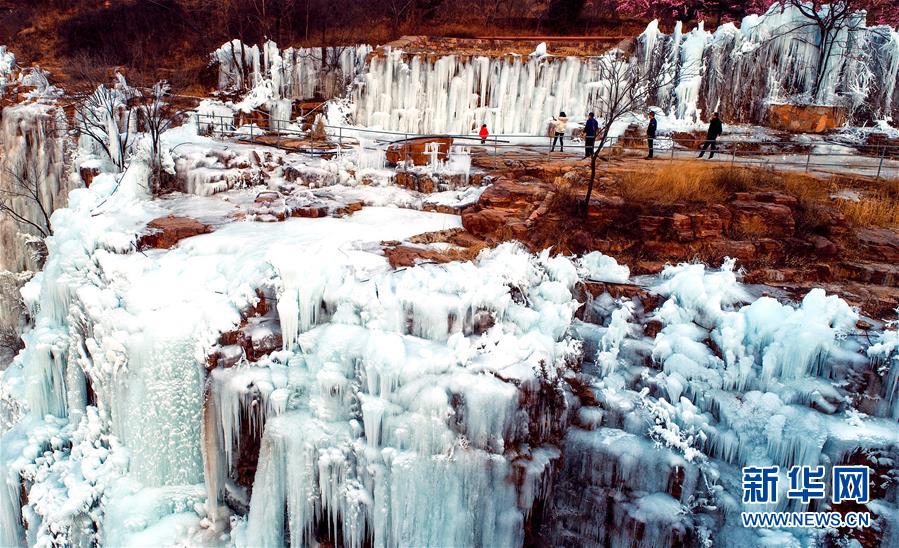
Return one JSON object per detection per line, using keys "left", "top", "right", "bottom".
{"left": 459, "top": 168, "right": 898, "bottom": 316}
{"left": 394, "top": 171, "right": 437, "bottom": 193}
{"left": 385, "top": 137, "right": 454, "bottom": 166}
{"left": 729, "top": 196, "right": 796, "bottom": 238}
{"left": 670, "top": 131, "right": 707, "bottom": 149}
{"left": 137, "top": 216, "right": 211, "bottom": 250}
{"left": 333, "top": 201, "right": 364, "bottom": 217}
{"left": 765, "top": 103, "right": 847, "bottom": 133}
{"left": 462, "top": 177, "right": 554, "bottom": 236}
{"left": 855, "top": 228, "right": 899, "bottom": 263}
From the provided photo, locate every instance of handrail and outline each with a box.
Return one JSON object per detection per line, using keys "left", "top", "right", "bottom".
{"left": 190, "top": 111, "right": 899, "bottom": 148}
{"left": 188, "top": 112, "right": 899, "bottom": 179}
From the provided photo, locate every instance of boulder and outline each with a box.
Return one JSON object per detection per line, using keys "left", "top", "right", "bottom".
{"left": 137, "top": 216, "right": 211, "bottom": 250}
{"left": 765, "top": 104, "right": 847, "bottom": 133}
{"left": 808, "top": 235, "right": 838, "bottom": 257}
{"left": 835, "top": 262, "right": 898, "bottom": 287}
{"left": 462, "top": 177, "right": 553, "bottom": 237}
{"left": 333, "top": 201, "right": 364, "bottom": 217}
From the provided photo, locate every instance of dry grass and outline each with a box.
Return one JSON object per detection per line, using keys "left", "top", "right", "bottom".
{"left": 610, "top": 160, "right": 899, "bottom": 229}
{"left": 612, "top": 160, "right": 838, "bottom": 204}
{"left": 835, "top": 180, "right": 899, "bottom": 228}
{"left": 613, "top": 161, "right": 758, "bottom": 204}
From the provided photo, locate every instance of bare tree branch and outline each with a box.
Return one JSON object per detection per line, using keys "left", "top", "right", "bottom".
{"left": 0, "top": 169, "right": 52, "bottom": 238}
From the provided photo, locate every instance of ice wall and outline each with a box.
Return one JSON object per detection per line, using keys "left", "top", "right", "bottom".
{"left": 0, "top": 102, "right": 69, "bottom": 272}
{"left": 543, "top": 259, "right": 899, "bottom": 547}
{"left": 221, "top": 243, "right": 581, "bottom": 547}
{"left": 0, "top": 100, "right": 71, "bottom": 365}
{"left": 352, "top": 48, "right": 608, "bottom": 135}
{"left": 0, "top": 46, "right": 15, "bottom": 97}
{"left": 348, "top": 6, "right": 899, "bottom": 135}
{"left": 640, "top": 5, "right": 899, "bottom": 123}
{"left": 213, "top": 40, "right": 372, "bottom": 101}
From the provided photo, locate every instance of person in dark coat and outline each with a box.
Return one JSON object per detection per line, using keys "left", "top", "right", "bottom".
{"left": 584, "top": 112, "right": 599, "bottom": 158}
{"left": 698, "top": 112, "right": 723, "bottom": 159}
{"left": 646, "top": 111, "right": 657, "bottom": 159}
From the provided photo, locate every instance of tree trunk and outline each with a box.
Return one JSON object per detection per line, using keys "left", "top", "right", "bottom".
{"left": 583, "top": 126, "right": 611, "bottom": 215}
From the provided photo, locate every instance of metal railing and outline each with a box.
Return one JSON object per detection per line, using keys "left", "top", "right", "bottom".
{"left": 191, "top": 112, "right": 899, "bottom": 180}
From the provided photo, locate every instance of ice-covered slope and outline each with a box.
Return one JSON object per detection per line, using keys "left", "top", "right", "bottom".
{"left": 1, "top": 45, "right": 898, "bottom": 545}
{"left": 2, "top": 151, "right": 898, "bottom": 545}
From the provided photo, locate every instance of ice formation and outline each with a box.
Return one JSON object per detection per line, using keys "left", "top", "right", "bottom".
{"left": 1, "top": 99, "right": 897, "bottom": 543}
{"left": 213, "top": 40, "right": 372, "bottom": 101}
{"left": 0, "top": 102, "right": 69, "bottom": 272}
{"left": 348, "top": 5, "right": 899, "bottom": 135}
{"left": 4, "top": 163, "right": 898, "bottom": 546}
{"left": 638, "top": 4, "right": 899, "bottom": 123}
{"left": 2, "top": 12, "right": 899, "bottom": 546}
{"left": 352, "top": 47, "right": 609, "bottom": 134}
{"left": 0, "top": 46, "right": 15, "bottom": 95}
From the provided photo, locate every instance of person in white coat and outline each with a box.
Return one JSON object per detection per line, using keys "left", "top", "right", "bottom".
{"left": 550, "top": 111, "right": 568, "bottom": 152}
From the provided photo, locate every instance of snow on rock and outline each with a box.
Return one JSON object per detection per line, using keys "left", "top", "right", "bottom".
{"left": 530, "top": 42, "right": 548, "bottom": 58}
{"left": 576, "top": 251, "right": 630, "bottom": 283}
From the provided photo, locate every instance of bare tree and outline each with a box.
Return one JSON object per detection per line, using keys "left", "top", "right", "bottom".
{"left": 0, "top": 169, "right": 53, "bottom": 238}
{"left": 136, "top": 81, "right": 183, "bottom": 194}
{"left": 385, "top": 0, "right": 417, "bottom": 34}
{"left": 74, "top": 83, "right": 137, "bottom": 171}
{"left": 583, "top": 44, "right": 686, "bottom": 211}
{"left": 767, "top": 0, "right": 875, "bottom": 102}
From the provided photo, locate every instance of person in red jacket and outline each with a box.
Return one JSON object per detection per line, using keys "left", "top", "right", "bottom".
{"left": 479, "top": 124, "right": 489, "bottom": 144}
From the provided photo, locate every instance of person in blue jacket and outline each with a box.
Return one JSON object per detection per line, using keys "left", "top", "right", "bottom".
{"left": 584, "top": 112, "right": 599, "bottom": 158}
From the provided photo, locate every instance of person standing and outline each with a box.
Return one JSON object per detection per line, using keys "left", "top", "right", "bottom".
{"left": 646, "top": 111, "right": 657, "bottom": 159}
{"left": 550, "top": 112, "right": 568, "bottom": 153}
{"left": 479, "top": 123, "right": 489, "bottom": 144}
{"left": 584, "top": 112, "right": 599, "bottom": 158}
{"left": 698, "top": 112, "right": 723, "bottom": 159}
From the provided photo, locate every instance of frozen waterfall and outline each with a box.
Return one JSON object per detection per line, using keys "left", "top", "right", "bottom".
{"left": 348, "top": 6, "right": 899, "bottom": 134}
